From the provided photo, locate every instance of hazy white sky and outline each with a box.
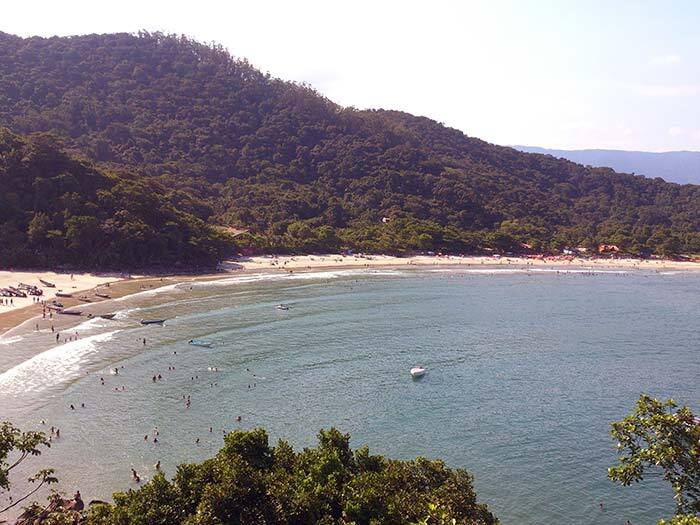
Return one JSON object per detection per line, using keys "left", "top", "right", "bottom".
{"left": 3, "top": 0, "right": 700, "bottom": 151}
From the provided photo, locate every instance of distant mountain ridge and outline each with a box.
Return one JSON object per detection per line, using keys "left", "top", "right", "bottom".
{"left": 513, "top": 146, "right": 700, "bottom": 185}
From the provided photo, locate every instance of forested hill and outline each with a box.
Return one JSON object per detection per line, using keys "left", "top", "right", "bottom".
{"left": 0, "top": 31, "right": 699, "bottom": 258}
{"left": 0, "top": 128, "right": 231, "bottom": 269}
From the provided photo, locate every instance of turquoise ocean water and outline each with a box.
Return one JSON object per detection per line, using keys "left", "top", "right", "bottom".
{"left": 1, "top": 267, "right": 698, "bottom": 524}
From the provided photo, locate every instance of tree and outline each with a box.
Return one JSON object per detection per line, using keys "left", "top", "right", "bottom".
{"left": 609, "top": 395, "right": 700, "bottom": 522}
{"left": 0, "top": 421, "right": 57, "bottom": 516}
{"left": 27, "top": 212, "right": 51, "bottom": 245}
{"left": 81, "top": 427, "right": 497, "bottom": 525}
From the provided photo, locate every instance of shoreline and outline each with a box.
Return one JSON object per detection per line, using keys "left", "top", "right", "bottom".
{"left": 230, "top": 253, "right": 700, "bottom": 272}
{"left": 1, "top": 254, "right": 698, "bottom": 337}
{"left": 0, "top": 271, "right": 239, "bottom": 337}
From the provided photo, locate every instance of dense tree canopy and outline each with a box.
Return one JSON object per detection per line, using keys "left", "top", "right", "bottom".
{"left": 12, "top": 427, "right": 497, "bottom": 525}
{"left": 0, "top": 129, "right": 231, "bottom": 269}
{"left": 0, "top": 31, "right": 699, "bottom": 258}
{"left": 609, "top": 395, "right": 700, "bottom": 524}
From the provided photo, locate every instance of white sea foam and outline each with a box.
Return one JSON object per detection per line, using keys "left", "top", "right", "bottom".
{"left": 111, "top": 282, "right": 181, "bottom": 302}
{"left": 71, "top": 317, "right": 112, "bottom": 332}
{"left": 529, "top": 268, "right": 628, "bottom": 274}
{"left": 114, "top": 307, "right": 141, "bottom": 320}
{"left": 0, "top": 330, "right": 119, "bottom": 395}
{"left": 427, "top": 267, "right": 631, "bottom": 275}
{"left": 427, "top": 268, "right": 529, "bottom": 274}
{"left": 199, "top": 269, "right": 406, "bottom": 287}
{"left": 0, "top": 335, "right": 24, "bottom": 346}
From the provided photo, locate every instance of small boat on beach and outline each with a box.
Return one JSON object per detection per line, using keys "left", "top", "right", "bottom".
{"left": 56, "top": 292, "right": 73, "bottom": 298}
{"left": 100, "top": 314, "right": 117, "bottom": 320}
{"left": 94, "top": 292, "right": 111, "bottom": 299}
{"left": 140, "top": 319, "right": 165, "bottom": 325}
{"left": 7, "top": 287, "right": 27, "bottom": 298}
{"left": 189, "top": 339, "right": 213, "bottom": 348}
{"left": 18, "top": 283, "right": 43, "bottom": 295}
{"left": 60, "top": 309, "right": 82, "bottom": 316}
{"left": 39, "top": 279, "right": 56, "bottom": 288}
{"left": 410, "top": 366, "right": 426, "bottom": 378}
{"left": 78, "top": 296, "right": 93, "bottom": 303}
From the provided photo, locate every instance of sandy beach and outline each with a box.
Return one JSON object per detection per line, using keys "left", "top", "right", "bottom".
{"left": 0, "top": 272, "right": 183, "bottom": 335}
{"left": 231, "top": 253, "right": 700, "bottom": 272}
{"left": 1, "top": 254, "right": 698, "bottom": 336}
{"left": 0, "top": 271, "right": 120, "bottom": 331}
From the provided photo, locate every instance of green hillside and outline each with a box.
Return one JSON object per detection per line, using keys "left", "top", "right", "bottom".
{"left": 0, "top": 31, "right": 698, "bottom": 258}
{"left": 0, "top": 128, "right": 230, "bottom": 269}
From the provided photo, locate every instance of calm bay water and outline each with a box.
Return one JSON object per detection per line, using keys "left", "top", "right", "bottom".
{"left": 1, "top": 267, "right": 698, "bottom": 524}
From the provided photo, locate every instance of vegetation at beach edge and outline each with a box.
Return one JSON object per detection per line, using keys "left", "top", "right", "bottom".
{"left": 3, "top": 426, "right": 497, "bottom": 525}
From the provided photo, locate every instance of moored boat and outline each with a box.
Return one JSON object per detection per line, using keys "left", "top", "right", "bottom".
{"left": 276, "top": 304, "right": 290, "bottom": 310}
{"left": 140, "top": 319, "right": 165, "bottom": 325}
{"left": 410, "top": 366, "right": 426, "bottom": 378}
{"left": 100, "top": 313, "right": 117, "bottom": 320}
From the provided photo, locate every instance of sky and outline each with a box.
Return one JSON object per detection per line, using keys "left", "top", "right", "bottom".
{"left": 3, "top": 0, "right": 699, "bottom": 152}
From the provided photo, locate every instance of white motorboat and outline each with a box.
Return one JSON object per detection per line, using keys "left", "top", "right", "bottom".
{"left": 410, "top": 366, "right": 426, "bottom": 378}
{"left": 276, "top": 304, "right": 290, "bottom": 311}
